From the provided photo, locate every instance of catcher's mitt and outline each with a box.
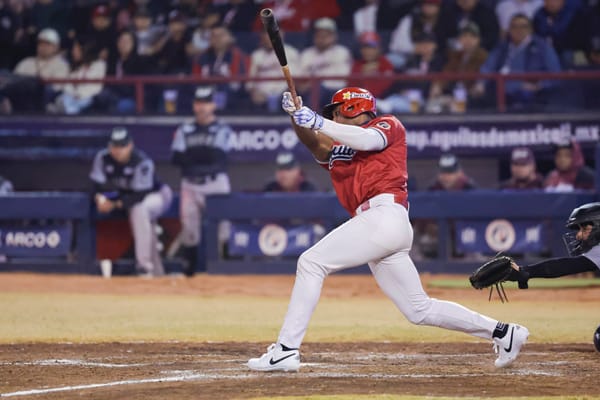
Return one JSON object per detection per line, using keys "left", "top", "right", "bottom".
{"left": 469, "top": 255, "right": 515, "bottom": 302}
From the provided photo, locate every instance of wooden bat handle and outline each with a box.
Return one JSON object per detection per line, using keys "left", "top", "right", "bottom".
{"left": 282, "top": 66, "right": 301, "bottom": 110}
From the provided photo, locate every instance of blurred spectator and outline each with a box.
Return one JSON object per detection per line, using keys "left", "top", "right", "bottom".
{"left": 427, "top": 153, "right": 478, "bottom": 190}
{"left": 192, "top": 24, "right": 249, "bottom": 110}
{"left": 2, "top": 28, "right": 68, "bottom": 113}
{"left": 298, "top": 17, "right": 352, "bottom": 108}
{"left": 254, "top": 0, "right": 341, "bottom": 32}
{"left": 496, "top": 0, "right": 543, "bottom": 36}
{"left": 103, "top": 30, "right": 155, "bottom": 114}
{"left": 0, "top": 175, "right": 14, "bottom": 194}
{"left": 473, "top": 14, "right": 561, "bottom": 111}
{"left": 544, "top": 140, "right": 595, "bottom": 192}
{"left": 388, "top": 0, "right": 443, "bottom": 70}
{"left": 213, "top": 0, "right": 258, "bottom": 32}
{"left": 0, "top": 0, "right": 33, "bottom": 71}
{"left": 263, "top": 152, "right": 318, "bottom": 192}
{"left": 353, "top": 0, "right": 379, "bottom": 36}
{"left": 499, "top": 147, "right": 544, "bottom": 190}
{"left": 91, "top": 127, "right": 173, "bottom": 277}
{"left": 29, "top": 0, "right": 69, "bottom": 40}
{"left": 48, "top": 39, "right": 106, "bottom": 114}
{"left": 132, "top": 7, "right": 164, "bottom": 57}
{"left": 532, "top": 0, "right": 588, "bottom": 67}
{"left": 78, "top": 4, "right": 118, "bottom": 62}
{"left": 13, "top": 27, "right": 68, "bottom": 84}
{"left": 377, "top": 32, "right": 444, "bottom": 114}
{"left": 416, "top": 153, "right": 477, "bottom": 259}
{"left": 154, "top": 10, "right": 191, "bottom": 75}
{"left": 247, "top": 29, "right": 300, "bottom": 112}
{"left": 427, "top": 22, "right": 487, "bottom": 113}
{"left": 187, "top": 8, "right": 221, "bottom": 58}
{"left": 578, "top": 36, "right": 600, "bottom": 109}
{"left": 170, "top": 86, "right": 232, "bottom": 275}
{"left": 437, "top": 0, "right": 500, "bottom": 51}
{"left": 349, "top": 31, "right": 394, "bottom": 98}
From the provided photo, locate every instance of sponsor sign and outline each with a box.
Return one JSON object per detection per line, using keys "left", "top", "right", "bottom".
{"left": 455, "top": 219, "right": 545, "bottom": 254}
{"left": 228, "top": 222, "right": 325, "bottom": 257}
{"left": 0, "top": 225, "right": 72, "bottom": 257}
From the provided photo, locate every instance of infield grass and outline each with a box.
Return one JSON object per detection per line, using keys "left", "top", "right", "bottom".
{"left": 0, "top": 292, "right": 597, "bottom": 343}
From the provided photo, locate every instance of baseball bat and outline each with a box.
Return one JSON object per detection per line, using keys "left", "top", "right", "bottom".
{"left": 259, "top": 8, "right": 301, "bottom": 110}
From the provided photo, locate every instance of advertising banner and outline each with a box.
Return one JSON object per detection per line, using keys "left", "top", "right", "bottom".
{"left": 228, "top": 222, "right": 325, "bottom": 257}
{"left": 0, "top": 224, "right": 72, "bottom": 257}
{"left": 454, "top": 219, "right": 546, "bottom": 254}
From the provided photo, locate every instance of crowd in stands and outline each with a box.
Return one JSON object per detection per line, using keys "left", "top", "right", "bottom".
{"left": 1, "top": 0, "right": 599, "bottom": 115}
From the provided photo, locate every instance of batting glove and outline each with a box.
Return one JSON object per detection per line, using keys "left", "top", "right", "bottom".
{"left": 281, "top": 91, "right": 302, "bottom": 115}
{"left": 293, "top": 106, "right": 324, "bottom": 130}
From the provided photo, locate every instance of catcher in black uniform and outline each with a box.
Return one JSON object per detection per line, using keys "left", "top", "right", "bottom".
{"left": 470, "top": 201, "right": 600, "bottom": 350}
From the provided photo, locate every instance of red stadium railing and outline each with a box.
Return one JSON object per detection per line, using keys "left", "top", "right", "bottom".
{"left": 42, "top": 70, "right": 600, "bottom": 114}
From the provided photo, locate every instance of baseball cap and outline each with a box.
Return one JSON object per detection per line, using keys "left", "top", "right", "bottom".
{"left": 511, "top": 147, "right": 535, "bottom": 165}
{"left": 314, "top": 17, "right": 337, "bottom": 32}
{"left": 92, "top": 5, "right": 110, "bottom": 19}
{"left": 109, "top": 127, "right": 132, "bottom": 147}
{"left": 194, "top": 86, "right": 214, "bottom": 102}
{"left": 37, "top": 28, "right": 60, "bottom": 46}
{"left": 359, "top": 31, "right": 380, "bottom": 47}
{"left": 276, "top": 152, "right": 299, "bottom": 170}
{"left": 460, "top": 22, "right": 480, "bottom": 37}
{"left": 168, "top": 9, "right": 185, "bottom": 23}
{"left": 438, "top": 153, "right": 460, "bottom": 173}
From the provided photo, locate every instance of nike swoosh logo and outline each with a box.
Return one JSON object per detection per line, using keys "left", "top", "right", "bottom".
{"left": 504, "top": 327, "right": 515, "bottom": 352}
{"left": 269, "top": 353, "right": 296, "bottom": 365}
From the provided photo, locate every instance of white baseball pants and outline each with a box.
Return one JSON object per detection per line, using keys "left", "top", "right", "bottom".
{"left": 129, "top": 184, "right": 173, "bottom": 276}
{"left": 278, "top": 194, "right": 498, "bottom": 349}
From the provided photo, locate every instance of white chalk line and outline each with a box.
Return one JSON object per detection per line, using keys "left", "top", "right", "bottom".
{"left": 0, "top": 351, "right": 564, "bottom": 398}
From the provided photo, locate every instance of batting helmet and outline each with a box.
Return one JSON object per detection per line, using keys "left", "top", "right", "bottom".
{"left": 322, "top": 87, "right": 377, "bottom": 120}
{"left": 563, "top": 202, "right": 600, "bottom": 256}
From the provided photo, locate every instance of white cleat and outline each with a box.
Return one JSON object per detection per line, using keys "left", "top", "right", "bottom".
{"left": 493, "top": 323, "right": 529, "bottom": 368}
{"left": 247, "top": 343, "right": 300, "bottom": 372}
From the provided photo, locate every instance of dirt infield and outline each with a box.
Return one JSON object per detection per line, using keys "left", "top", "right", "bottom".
{"left": 1, "top": 342, "right": 599, "bottom": 399}
{"left": 1, "top": 273, "right": 599, "bottom": 399}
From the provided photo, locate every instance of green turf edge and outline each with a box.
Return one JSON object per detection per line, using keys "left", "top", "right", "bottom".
{"left": 428, "top": 277, "right": 600, "bottom": 289}
{"left": 249, "top": 396, "right": 600, "bottom": 400}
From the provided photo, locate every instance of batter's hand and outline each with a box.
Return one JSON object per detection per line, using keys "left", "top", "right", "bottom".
{"left": 293, "top": 106, "right": 324, "bottom": 130}
{"left": 281, "top": 92, "right": 302, "bottom": 115}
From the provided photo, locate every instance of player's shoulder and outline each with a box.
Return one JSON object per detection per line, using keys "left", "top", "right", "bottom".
{"left": 131, "top": 148, "right": 153, "bottom": 164}
{"left": 178, "top": 121, "right": 197, "bottom": 133}
{"left": 94, "top": 148, "right": 110, "bottom": 161}
{"left": 368, "top": 114, "right": 404, "bottom": 131}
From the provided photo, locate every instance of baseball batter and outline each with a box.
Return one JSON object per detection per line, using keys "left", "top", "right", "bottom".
{"left": 171, "top": 86, "right": 232, "bottom": 276}
{"left": 90, "top": 127, "right": 173, "bottom": 277}
{"left": 248, "top": 87, "right": 529, "bottom": 372}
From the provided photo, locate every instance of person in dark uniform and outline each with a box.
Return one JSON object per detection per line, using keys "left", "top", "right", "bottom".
{"left": 510, "top": 202, "right": 600, "bottom": 287}
{"left": 263, "top": 152, "right": 318, "bottom": 193}
{"left": 90, "top": 127, "right": 173, "bottom": 277}
{"left": 0, "top": 175, "right": 13, "bottom": 194}
{"left": 170, "top": 86, "right": 232, "bottom": 276}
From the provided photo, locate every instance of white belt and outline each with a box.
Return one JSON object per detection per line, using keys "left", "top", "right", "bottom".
{"left": 355, "top": 193, "right": 408, "bottom": 216}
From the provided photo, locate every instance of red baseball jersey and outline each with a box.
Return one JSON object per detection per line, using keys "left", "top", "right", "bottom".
{"left": 321, "top": 114, "right": 408, "bottom": 215}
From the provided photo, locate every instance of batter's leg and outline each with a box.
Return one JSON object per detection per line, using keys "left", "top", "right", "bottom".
{"left": 369, "top": 252, "right": 498, "bottom": 339}
{"left": 278, "top": 203, "right": 409, "bottom": 348}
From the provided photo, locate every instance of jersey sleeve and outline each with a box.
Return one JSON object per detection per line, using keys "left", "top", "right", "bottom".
{"left": 583, "top": 245, "right": 600, "bottom": 270}
{"left": 367, "top": 116, "right": 402, "bottom": 148}
{"left": 131, "top": 159, "right": 155, "bottom": 191}
{"left": 89, "top": 151, "right": 107, "bottom": 184}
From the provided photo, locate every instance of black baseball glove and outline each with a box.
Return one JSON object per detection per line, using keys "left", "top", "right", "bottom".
{"left": 469, "top": 255, "right": 517, "bottom": 302}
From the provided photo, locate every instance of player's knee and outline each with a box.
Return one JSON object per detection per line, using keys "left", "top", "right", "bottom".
{"left": 404, "top": 296, "right": 433, "bottom": 325}
{"left": 297, "top": 250, "right": 328, "bottom": 280}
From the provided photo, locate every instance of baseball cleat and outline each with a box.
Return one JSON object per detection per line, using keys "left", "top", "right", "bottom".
{"left": 247, "top": 343, "right": 300, "bottom": 372}
{"left": 493, "top": 323, "right": 529, "bottom": 368}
